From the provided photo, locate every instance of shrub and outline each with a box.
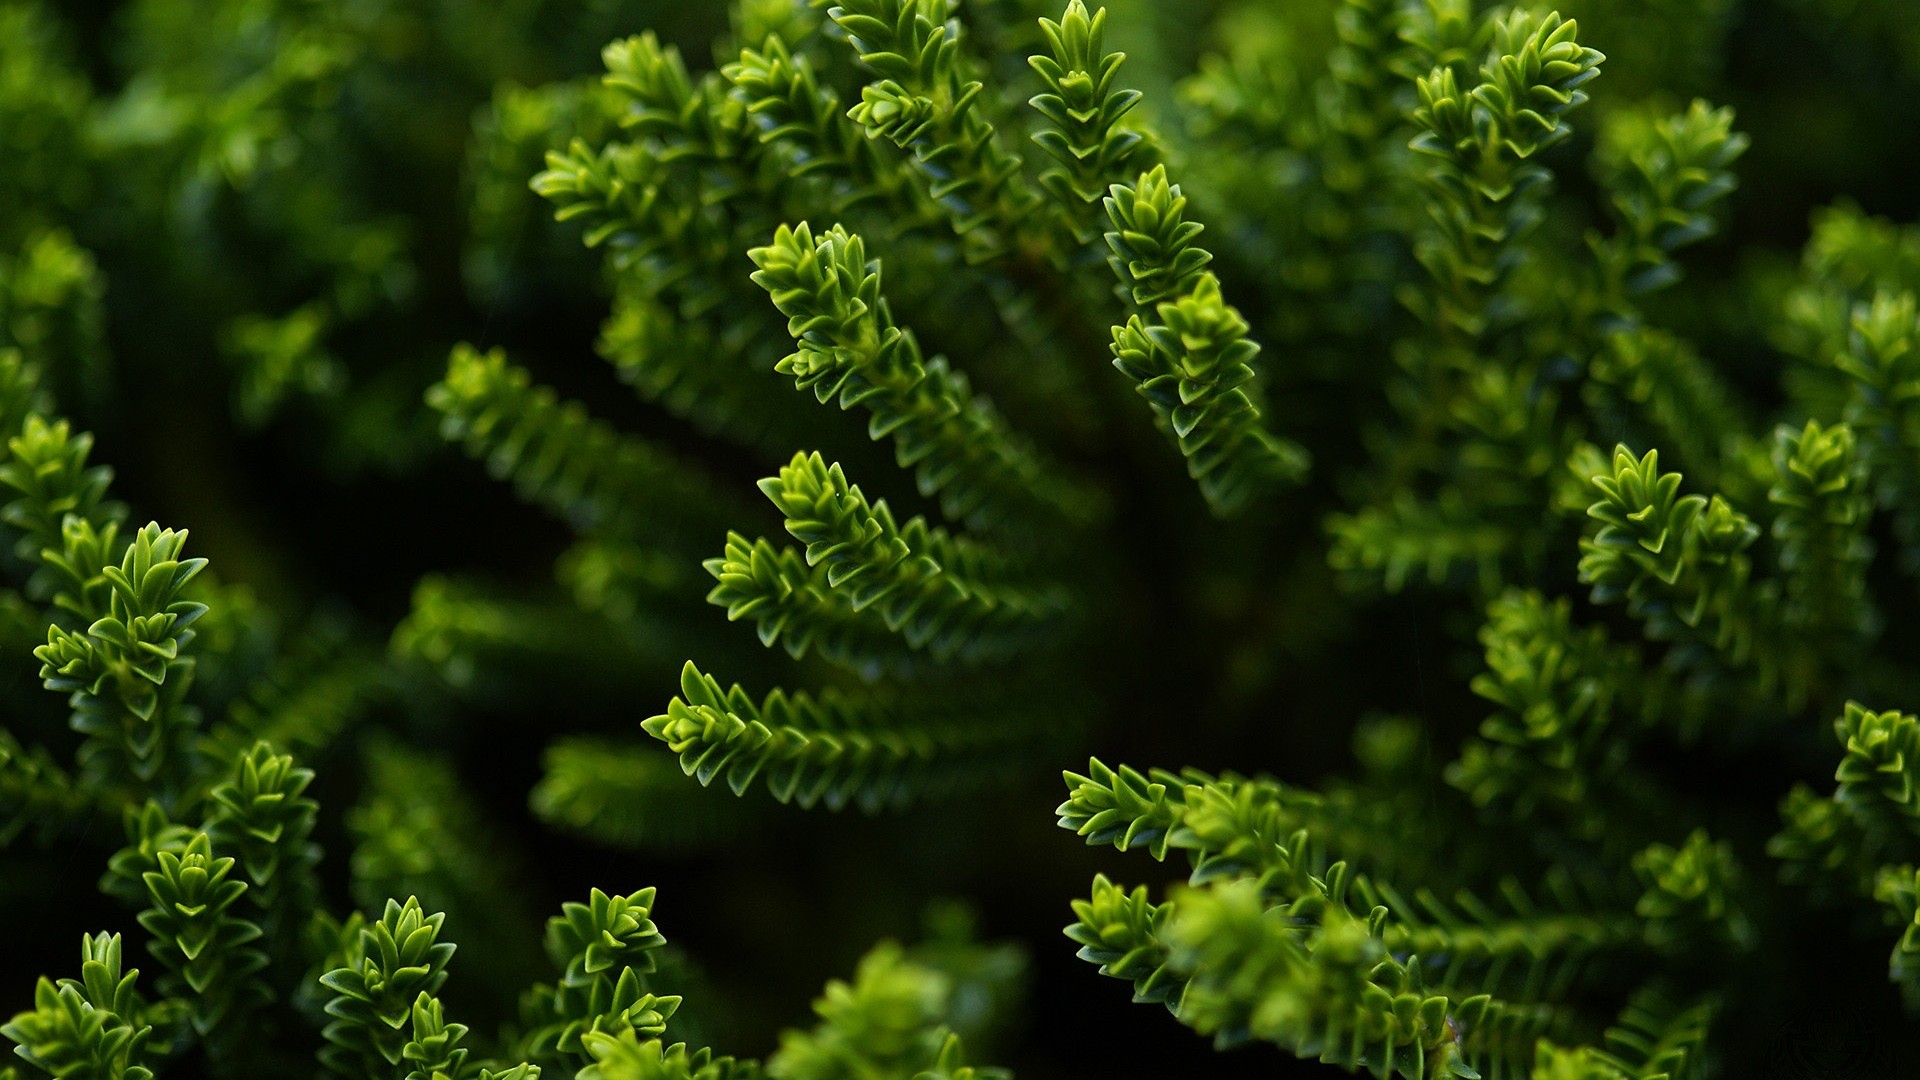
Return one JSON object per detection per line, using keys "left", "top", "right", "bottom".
{"left": 2, "top": 0, "right": 1918, "bottom": 1077}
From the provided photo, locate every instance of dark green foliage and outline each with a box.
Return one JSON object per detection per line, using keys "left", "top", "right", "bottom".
{"left": 317, "top": 898, "right": 458, "bottom": 1078}
{"left": 1057, "top": 757, "right": 1703, "bottom": 1073}
{"left": 702, "top": 533, "right": 928, "bottom": 673}
{"left": 398, "top": 993, "right": 473, "bottom": 1080}
{"left": 1829, "top": 290, "right": 1920, "bottom": 564}
{"left": 643, "top": 662, "right": 1028, "bottom": 810}
{"left": 825, "top": 0, "right": 1036, "bottom": 261}
{"left": 0, "top": 727, "right": 89, "bottom": 846}
{"left": 1631, "top": 830, "right": 1752, "bottom": 951}
{"left": 1768, "top": 419, "right": 1876, "bottom": 643}
{"left": 1101, "top": 164, "right": 1308, "bottom": 516}
{"left": 204, "top": 743, "right": 322, "bottom": 962}
{"left": 136, "top": 834, "right": 268, "bottom": 1053}
{"left": 0, "top": 415, "right": 118, "bottom": 596}
{"left": 530, "top": 740, "right": 754, "bottom": 851}
{"left": 764, "top": 940, "right": 1009, "bottom": 1080}
{"left": 1576, "top": 446, "right": 1803, "bottom": 701}
{"left": 221, "top": 304, "right": 341, "bottom": 429}
{"left": 1062, "top": 875, "right": 1182, "bottom": 1010}
{"left": 1584, "top": 328, "right": 1744, "bottom": 487}
{"left": 758, "top": 451, "right": 1066, "bottom": 642}
{"left": 1590, "top": 100, "right": 1747, "bottom": 298}
{"left": 1, "top": 935, "right": 156, "bottom": 1080}
{"left": 1161, "top": 880, "right": 1491, "bottom": 1076}
{"left": 37, "top": 523, "right": 208, "bottom": 791}
{"left": 576, "top": 1033, "right": 759, "bottom": 1080}
{"left": 1099, "top": 169, "right": 1303, "bottom": 506}
{"left": 1027, "top": 2, "right": 1154, "bottom": 248}
{"left": 428, "top": 345, "right": 725, "bottom": 546}
{"left": 1446, "top": 590, "right": 1643, "bottom": 834}
{"left": 1405, "top": 9, "right": 1602, "bottom": 343}
{"left": 4, "top": 0, "right": 1920, "bottom": 1077}
{"left": 1102, "top": 166, "right": 1210, "bottom": 309}
{"left": 1531, "top": 990, "right": 1712, "bottom": 1079}
{"left": 747, "top": 222, "right": 1095, "bottom": 532}
{"left": 1057, "top": 760, "right": 1182, "bottom": 860}
{"left": 520, "top": 889, "right": 678, "bottom": 1067}
{"left": 1327, "top": 491, "right": 1511, "bottom": 593}
{"left": 1772, "top": 702, "right": 1920, "bottom": 910}
{"left": 1108, "top": 271, "right": 1309, "bottom": 513}
{"left": 723, "top": 34, "right": 918, "bottom": 222}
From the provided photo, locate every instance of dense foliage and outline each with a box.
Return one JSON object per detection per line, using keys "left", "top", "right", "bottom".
{"left": 3, "top": 0, "right": 1919, "bottom": 1076}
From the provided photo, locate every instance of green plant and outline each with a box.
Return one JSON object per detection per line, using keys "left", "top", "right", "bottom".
{"left": 4, "top": 0, "right": 1920, "bottom": 1077}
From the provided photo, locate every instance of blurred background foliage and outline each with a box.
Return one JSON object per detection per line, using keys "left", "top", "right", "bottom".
{"left": 1, "top": 0, "right": 1918, "bottom": 1075}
